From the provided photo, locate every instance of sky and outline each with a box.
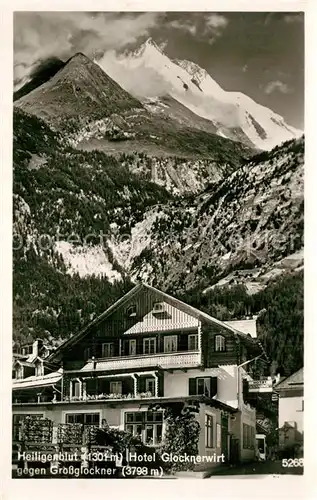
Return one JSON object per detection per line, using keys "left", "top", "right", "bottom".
{"left": 14, "top": 12, "right": 304, "bottom": 129}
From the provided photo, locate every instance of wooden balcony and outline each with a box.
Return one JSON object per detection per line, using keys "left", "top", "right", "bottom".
{"left": 63, "top": 370, "right": 163, "bottom": 403}
{"left": 62, "top": 392, "right": 157, "bottom": 403}
{"left": 80, "top": 350, "right": 201, "bottom": 373}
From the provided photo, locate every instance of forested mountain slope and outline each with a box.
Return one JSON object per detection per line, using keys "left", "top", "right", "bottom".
{"left": 12, "top": 51, "right": 304, "bottom": 378}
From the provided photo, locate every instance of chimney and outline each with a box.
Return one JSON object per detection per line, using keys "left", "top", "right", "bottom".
{"left": 92, "top": 356, "right": 97, "bottom": 370}
{"left": 32, "top": 339, "right": 44, "bottom": 357}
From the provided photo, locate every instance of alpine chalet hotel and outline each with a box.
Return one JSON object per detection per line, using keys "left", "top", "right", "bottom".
{"left": 12, "top": 283, "right": 266, "bottom": 465}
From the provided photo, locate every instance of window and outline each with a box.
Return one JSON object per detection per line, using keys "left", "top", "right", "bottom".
{"left": 16, "top": 366, "right": 23, "bottom": 379}
{"left": 65, "top": 413, "right": 100, "bottom": 426}
{"left": 127, "top": 305, "right": 137, "bottom": 317}
{"left": 189, "top": 377, "right": 218, "bottom": 397}
{"left": 243, "top": 423, "right": 255, "bottom": 449}
{"left": 188, "top": 334, "right": 198, "bottom": 351}
{"left": 197, "top": 378, "right": 210, "bottom": 396}
{"left": 125, "top": 412, "right": 144, "bottom": 423}
{"left": 71, "top": 380, "right": 81, "bottom": 399}
{"left": 84, "top": 347, "right": 91, "bottom": 360}
{"left": 145, "top": 412, "right": 163, "bottom": 423}
{"left": 110, "top": 381, "right": 122, "bottom": 395}
{"left": 125, "top": 423, "right": 143, "bottom": 439}
{"left": 152, "top": 302, "right": 165, "bottom": 312}
{"left": 205, "top": 414, "right": 214, "bottom": 448}
{"left": 250, "top": 426, "right": 253, "bottom": 448}
{"left": 215, "top": 335, "right": 226, "bottom": 352}
{"left": 102, "top": 343, "right": 114, "bottom": 358}
{"left": 124, "top": 412, "right": 163, "bottom": 445}
{"left": 164, "top": 335, "right": 177, "bottom": 353}
{"left": 216, "top": 423, "right": 221, "bottom": 448}
{"left": 35, "top": 363, "right": 43, "bottom": 377}
{"left": 22, "top": 345, "right": 32, "bottom": 356}
{"left": 143, "top": 338, "right": 156, "bottom": 355}
{"left": 129, "top": 340, "right": 136, "bottom": 356}
{"left": 145, "top": 378, "right": 155, "bottom": 394}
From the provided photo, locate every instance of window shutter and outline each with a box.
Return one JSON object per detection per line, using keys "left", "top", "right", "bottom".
{"left": 122, "top": 378, "right": 129, "bottom": 394}
{"left": 158, "top": 374, "right": 164, "bottom": 397}
{"left": 136, "top": 337, "right": 143, "bottom": 355}
{"left": 123, "top": 340, "right": 129, "bottom": 356}
{"left": 242, "top": 379, "right": 248, "bottom": 400}
{"left": 138, "top": 377, "right": 146, "bottom": 393}
{"left": 210, "top": 377, "right": 218, "bottom": 397}
{"left": 189, "top": 378, "right": 196, "bottom": 396}
{"left": 104, "top": 380, "right": 110, "bottom": 394}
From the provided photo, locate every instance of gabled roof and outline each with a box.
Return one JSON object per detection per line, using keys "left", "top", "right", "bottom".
{"left": 275, "top": 367, "right": 303, "bottom": 391}
{"left": 48, "top": 283, "right": 265, "bottom": 362}
{"left": 26, "top": 354, "right": 42, "bottom": 364}
{"left": 13, "top": 360, "right": 35, "bottom": 368}
{"left": 12, "top": 353, "right": 28, "bottom": 360}
{"left": 12, "top": 369, "right": 63, "bottom": 390}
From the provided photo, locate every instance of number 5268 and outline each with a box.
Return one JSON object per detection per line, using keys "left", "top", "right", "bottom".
{"left": 282, "top": 458, "right": 303, "bottom": 467}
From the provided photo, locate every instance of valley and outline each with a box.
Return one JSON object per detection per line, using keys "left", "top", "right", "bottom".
{"left": 13, "top": 40, "right": 304, "bottom": 377}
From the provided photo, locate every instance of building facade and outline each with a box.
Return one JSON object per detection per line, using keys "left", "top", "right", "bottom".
{"left": 12, "top": 283, "right": 267, "bottom": 467}
{"left": 275, "top": 368, "right": 304, "bottom": 454}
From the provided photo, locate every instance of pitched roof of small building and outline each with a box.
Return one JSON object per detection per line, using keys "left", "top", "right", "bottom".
{"left": 12, "top": 369, "right": 63, "bottom": 390}
{"left": 13, "top": 360, "right": 35, "bottom": 368}
{"left": 275, "top": 367, "right": 303, "bottom": 391}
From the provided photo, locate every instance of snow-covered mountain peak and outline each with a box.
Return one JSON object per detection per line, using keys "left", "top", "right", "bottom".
{"left": 174, "top": 59, "right": 209, "bottom": 83}
{"left": 144, "top": 37, "right": 164, "bottom": 52}
{"left": 132, "top": 37, "right": 164, "bottom": 58}
{"left": 96, "top": 38, "right": 302, "bottom": 150}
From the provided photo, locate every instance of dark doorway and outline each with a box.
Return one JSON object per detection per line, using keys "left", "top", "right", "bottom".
{"left": 229, "top": 436, "right": 240, "bottom": 464}
{"left": 221, "top": 414, "right": 229, "bottom": 460}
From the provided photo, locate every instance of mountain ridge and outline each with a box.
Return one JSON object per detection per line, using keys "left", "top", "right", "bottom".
{"left": 95, "top": 38, "right": 301, "bottom": 150}
{"left": 12, "top": 37, "right": 304, "bottom": 379}
{"left": 14, "top": 54, "right": 254, "bottom": 180}
{"left": 111, "top": 136, "right": 304, "bottom": 293}
{"left": 13, "top": 57, "right": 66, "bottom": 102}
{"left": 14, "top": 51, "right": 143, "bottom": 128}
{"left": 13, "top": 110, "right": 304, "bottom": 367}
{"left": 13, "top": 105, "right": 304, "bottom": 292}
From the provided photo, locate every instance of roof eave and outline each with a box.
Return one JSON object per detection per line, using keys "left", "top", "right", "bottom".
{"left": 47, "top": 282, "right": 266, "bottom": 362}
{"left": 47, "top": 283, "right": 142, "bottom": 362}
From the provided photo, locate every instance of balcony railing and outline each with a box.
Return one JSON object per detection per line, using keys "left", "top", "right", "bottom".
{"left": 63, "top": 391, "right": 155, "bottom": 403}
{"left": 81, "top": 351, "right": 201, "bottom": 372}
{"left": 13, "top": 392, "right": 157, "bottom": 405}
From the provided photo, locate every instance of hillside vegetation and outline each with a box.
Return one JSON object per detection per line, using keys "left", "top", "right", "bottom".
{"left": 179, "top": 271, "right": 303, "bottom": 377}
{"left": 13, "top": 75, "right": 304, "bottom": 378}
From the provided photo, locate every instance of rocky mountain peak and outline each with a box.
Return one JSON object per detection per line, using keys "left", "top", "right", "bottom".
{"left": 68, "top": 51, "right": 90, "bottom": 62}
{"left": 14, "top": 53, "right": 143, "bottom": 132}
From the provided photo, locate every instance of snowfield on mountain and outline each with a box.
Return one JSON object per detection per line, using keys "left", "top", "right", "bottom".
{"left": 96, "top": 38, "right": 302, "bottom": 150}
